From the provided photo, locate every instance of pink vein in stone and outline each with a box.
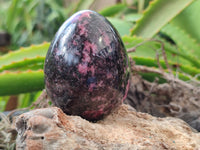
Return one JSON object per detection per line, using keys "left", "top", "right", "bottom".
{"left": 89, "top": 65, "right": 95, "bottom": 76}
{"left": 122, "top": 80, "right": 130, "bottom": 102}
{"left": 84, "top": 41, "right": 97, "bottom": 54}
{"left": 78, "top": 63, "right": 88, "bottom": 75}
{"left": 82, "top": 50, "right": 91, "bottom": 62}
{"left": 91, "top": 96, "right": 102, "bottom": 102}
{"left": 88, "top": 83, "right": 96, "bottom": 92}
{"left": 73, "top": 40, "right": 78, "bottom": 46}
{"left": 78, "top": 20, "right": 89, "bottom": 36}
{"left": 97, "top": 81, "right": 104, "bottom": 87}
{"left": 107, "top": 72, "right": 113, "bottom": 79}
{"left": 78, "top": 11, "right": 91, "bottom": 21}
{"left": 78, "top": 24, "right": 87, "bottom": 36}
{"left": 103, "top": 31, "right": 111, "bottom": 46}
{"left": 97, "top": 104, "right": 106, "bottom": 110}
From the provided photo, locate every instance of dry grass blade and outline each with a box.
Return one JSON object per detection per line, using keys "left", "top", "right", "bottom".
{"left": 0, "top": 112, "right": 16, "bottom": 150}
{"left": 127, "top": 39, "right": 173, "bottom": 75}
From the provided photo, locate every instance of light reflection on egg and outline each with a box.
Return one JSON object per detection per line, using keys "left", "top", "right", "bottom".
{"left": 44, "top": 10, "right": 130, "bottom": 121}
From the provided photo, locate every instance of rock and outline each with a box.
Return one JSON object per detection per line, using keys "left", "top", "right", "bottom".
{"left": 15, "top": 105, "right": 200, "bottom": 150}
{"left": 44, "top": 10, "right": 130, "bottom": 121}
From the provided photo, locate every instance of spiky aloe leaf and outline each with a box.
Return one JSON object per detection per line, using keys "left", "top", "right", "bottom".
{"left": 123, "top": 36, "right": 200, "bottom": 67}
{"left": 131, "top": 0, "right": 194, "bottom": 37}
{"left": 0, "top": 43, "right": 49, "bottom": 72}
{"left": 99, "top": 3, "right": 126, "bottom": 16}
{"left": 161, "top": 23, "right": 200, "bottom": 60}
{"left": 155, "top": 36, "right": 200, "bottom": 67}
{"left": 0, "top": 70, "right": 44, "bottom": 96}
{"left": 133, "top": 56, "right": 200, "bottom": 78}
{"left": 171, "top": 0, "right": 200, "bottom": 43}
{"left": 0, "top": 33, "right": 199, "bottom": 96}
{"left": 0, "top": 56, "right": 45, "bottom": 72}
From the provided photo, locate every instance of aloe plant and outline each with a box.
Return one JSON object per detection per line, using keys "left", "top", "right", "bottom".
{"left": 0, "top": 36, "right": 199, "bottom": 96}
{"left": 0, "top": 0, "right": 200, "bottom": 109}
{"left": 131, "top": 0, "right": 194, "bottom": 37}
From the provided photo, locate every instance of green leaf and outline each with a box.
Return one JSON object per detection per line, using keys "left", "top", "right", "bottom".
{"left": 123, "top": 35, "right": 200, "bottom": 67}
{"left": 74, "top": 0, "right": 94, "bottom": 12}
{"left": 124, "top": 13, "right": 142, "bottom": 22}
{"left": 0, "top": 70, "right": 44, "bottom": 96}
{"left": 123, "top": 36, "right": 178, "bottom": 62}
{"left": 18, "top": 93, "right": 31, "bottom": 108}
{"left": 0, "top": 96, "right": 9, "bottom": 111}
{"left": 171, "top": 0, "right": 200, "bottom": 43}
{"left": 6, "top": 0, "right": 19, "bottom": 32}
{"left": 131, "top": 0, "right": 194, "bottom": 38}
{"left": 0, "top": 57, "right": 45, "bottom": 72}
{"left": 161, "top": 23, "right": 200, "bottom": 60}
{"left": 99, "top": 3, "right": 126, "bottom": 17}
{"left": 155, "top": 36, "right": 200, "bottom": 67}
{"left": 107, "top": 17, "right": 132, "bottom": 36}
{"left": 132, "top": 56, "right": 200, "bottom": 78}
{"left": 0, "top": 42, "right": 50, "bottom": 71}
{"left": 138, "top": 0, "right": 145, "bottom": 13}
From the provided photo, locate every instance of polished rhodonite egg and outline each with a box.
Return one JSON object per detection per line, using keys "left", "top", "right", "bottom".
{"left": 44, "top": 10, "right": 130, "bottom": 121}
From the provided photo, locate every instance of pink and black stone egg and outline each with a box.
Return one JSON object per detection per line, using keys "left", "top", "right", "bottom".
{"left": 44, "top": 10, "right": 130, "bottom": 121}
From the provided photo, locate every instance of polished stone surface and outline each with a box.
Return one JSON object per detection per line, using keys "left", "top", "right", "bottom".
{"left": 44, "top": 10, "right": 130, "bottom": 121}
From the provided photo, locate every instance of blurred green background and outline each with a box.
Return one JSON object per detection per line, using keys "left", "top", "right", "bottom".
{"left": 0, "top": 0, "right": 140, "bottom": 50}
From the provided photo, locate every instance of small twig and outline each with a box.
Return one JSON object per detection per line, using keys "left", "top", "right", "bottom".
{"left": 127, "top": 47, "right": 136, "bottom": 53}
{"left": 30, "top": 89, "right": 50, "bottom": 109}
{"left": 127, "top": 40, "right": 149, "bottom": 53}
{"left": 149, "top": 45, "right": 164, "bottom": 73}
{"left": 194, "top": 73, "right": 200, "bottom": 80}
{"left": 131, "top": 65, "right": 194, "bottom": 89}
{"left": 127, "top": 39, "right": 173, "bottom": 76}
{"left": 186, "top": 78, "right": 200, "bottom": 87}
{"left": 154, "top": 39, "right": 173, "bottom": 76}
